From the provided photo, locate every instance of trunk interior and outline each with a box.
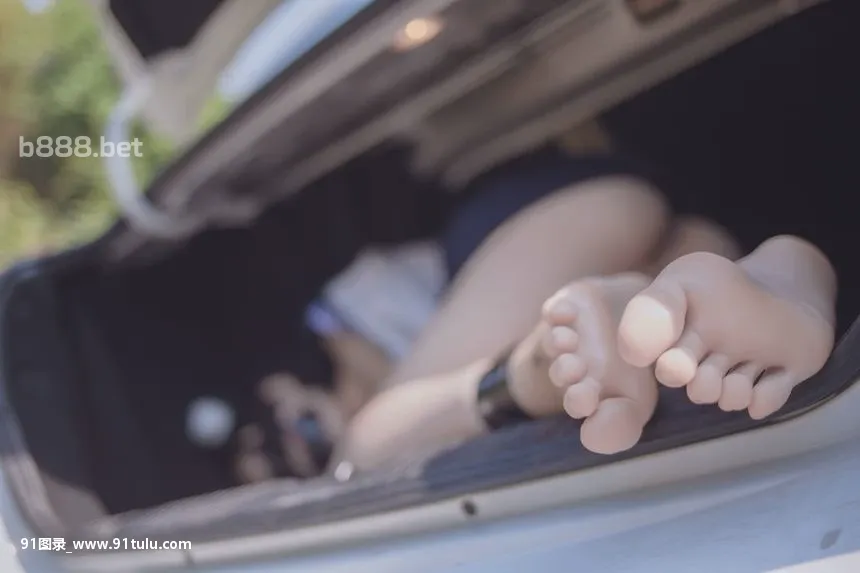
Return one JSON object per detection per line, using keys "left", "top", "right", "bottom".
{"left": 1, "top": 0, "right": 858, "bottom": 543}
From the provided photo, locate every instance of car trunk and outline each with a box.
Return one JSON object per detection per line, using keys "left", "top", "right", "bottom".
{"left": 1, "top": 0, "right": 858, "bottom": 551}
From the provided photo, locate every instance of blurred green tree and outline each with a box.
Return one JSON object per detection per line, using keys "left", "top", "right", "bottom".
{"left": 0, "top": 0, "right": 177, "bottom": 264}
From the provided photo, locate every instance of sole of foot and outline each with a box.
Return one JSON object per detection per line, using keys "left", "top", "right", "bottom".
{"left": 510, "top": 273, "right": 659, "bottom": 455}
{"left": 617, "top": 240, "right": 836, "bottom": 420}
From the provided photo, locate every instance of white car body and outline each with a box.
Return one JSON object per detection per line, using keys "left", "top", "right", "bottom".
{"left": 2, "top": 382, "right": 860, "bottom": 572}
{"left": 4, "top": 1, "right": 855, "bottom": 572}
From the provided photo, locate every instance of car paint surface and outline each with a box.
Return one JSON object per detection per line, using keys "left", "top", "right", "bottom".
{"left": 2, "top": 436, "right": 860, "bottom": 572}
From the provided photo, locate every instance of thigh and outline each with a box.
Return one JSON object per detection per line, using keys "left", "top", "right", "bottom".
{"left": 386, "top": 147, "right": 670, "bottom": 386}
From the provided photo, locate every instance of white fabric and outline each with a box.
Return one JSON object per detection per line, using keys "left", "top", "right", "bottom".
{"left": 318, "top": 242, "right": 446, "bottom": 359}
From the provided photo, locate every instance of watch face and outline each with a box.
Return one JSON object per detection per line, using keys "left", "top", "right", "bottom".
{"left": 625, "top": 0, "right": 681, "bottom": 24}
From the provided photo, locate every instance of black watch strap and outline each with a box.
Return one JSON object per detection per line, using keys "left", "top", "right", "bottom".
{"left": 476, "top": 349, "right": 535, "bottom": 430}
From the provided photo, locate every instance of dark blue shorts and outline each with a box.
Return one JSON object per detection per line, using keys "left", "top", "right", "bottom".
{"left": 440, "top": 145, "right": 654, "bottom": 279}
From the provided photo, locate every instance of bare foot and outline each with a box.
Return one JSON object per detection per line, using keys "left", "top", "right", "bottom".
{"left": 509, "top": 273, "right": 658, "bottom": 454}
{"left": 617, "top": 235, "right": 837, "bottom": 419}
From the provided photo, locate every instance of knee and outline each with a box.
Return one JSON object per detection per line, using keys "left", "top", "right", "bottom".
{"left": 566, "top": 176, "right": 674, "bottom": 271}
{"left": 590, "top": 175, "right": 670, "bottom": 223}
{"left": 556, "top": 175, "right": 671, "bottom": 247}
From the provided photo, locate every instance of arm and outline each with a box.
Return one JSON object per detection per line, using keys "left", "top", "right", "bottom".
{"left": 328, "top": 332, "right": 563, "bottom": 474}
{"left": 328, "top": 358, "right": 493, "bottom": 473}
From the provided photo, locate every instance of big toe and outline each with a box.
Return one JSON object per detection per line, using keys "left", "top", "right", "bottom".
{"left": 580, "top": 397, "right": 645, "bottom": 455}
{"left": 618, "top": 282, "right": 687, "bottom": 368}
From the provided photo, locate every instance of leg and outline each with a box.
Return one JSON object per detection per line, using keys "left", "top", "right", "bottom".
{"left": 334, "top": 173, "right": 670, "bottom": 470}
{"left": 385, "top": 175, "right": 670, "bottom": 387}
{"left": 618, "top": 235, "right": 836, "bottom": 419}
{"left": 335, "top": 215, "right": 741, "bottom": 468}
{"left": 509, "top": 216, "right": 742, "bottom": 454}
{"left": 642, "top": 215, "right": 742, "bottom": 276}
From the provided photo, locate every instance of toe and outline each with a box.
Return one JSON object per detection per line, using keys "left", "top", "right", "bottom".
{"left": 749, "top": 369, "right": 796, "bottom": 420}
{"left": 687, "top": 354, "right": 731, "bottom": 404}
{"left": 719, "top": 363, "right": 763, "bottom": 412}
{"left": 617, "top": 280, "right": 688, "bottom": 368}
{"left": 654, "top": 330, "right": 707, "bottom": 388}
{"left": 542, "top": 291, "right": 579, "bottom": 324}
{"left": 542, "top": 326, "right": 579, "bottom": 358}
{"left": 563, "top": 377, "right": 602, "bottom": 419}
{"left": 549, "top": 353, "right": 587, "bottom": 389}
{"left": 579, "top": 396, "right": 645, "bottom": 455}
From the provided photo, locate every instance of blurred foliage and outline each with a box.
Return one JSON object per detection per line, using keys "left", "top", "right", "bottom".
{"left": 199, "top": 93, "right": 233, "bottom": 133}
{"left": 0, "top": 0, "right": 177, "bottom": 268}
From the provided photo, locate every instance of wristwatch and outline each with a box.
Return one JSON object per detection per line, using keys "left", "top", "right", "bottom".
{"left": 476, "top": 349, "right": 536, "bottom": 430}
